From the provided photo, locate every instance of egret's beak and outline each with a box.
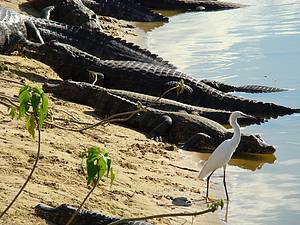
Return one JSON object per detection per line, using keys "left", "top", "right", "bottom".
{"left": 241, "top": 112, "right": 256, "bottom": 119}
{"left": 238, "top": 112, "right": 266, "bottom": 125}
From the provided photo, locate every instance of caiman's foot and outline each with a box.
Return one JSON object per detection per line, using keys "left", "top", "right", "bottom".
{"left": 150, "top": 135, "right": 163, "bottom": 142}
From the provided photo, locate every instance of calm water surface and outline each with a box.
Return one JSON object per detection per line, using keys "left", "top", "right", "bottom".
{"left": 145, "top": 0, "right": 300, "bottom": 224}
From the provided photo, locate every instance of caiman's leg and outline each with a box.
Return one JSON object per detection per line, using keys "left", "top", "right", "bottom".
{"left": 41, "top": 6, "right": 55, "bottom": 20}
{"left": 2, "top": 31, "right": 26, "bottom": 53}
{"left": 201, "top": 79, "right": 287, "bottom": 93}
{"left": 149, "top": 115, "right": 172, "bottom": 140}
{"left": 181, "top": 133, "right": 213, "bottom": 150}
{"left": 24, "top": 20, "right": 44, "bottom": 44}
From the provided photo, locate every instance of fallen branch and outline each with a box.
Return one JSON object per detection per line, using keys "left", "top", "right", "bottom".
{"left": 108, "top": 200, "right": 223, "bottom": 225}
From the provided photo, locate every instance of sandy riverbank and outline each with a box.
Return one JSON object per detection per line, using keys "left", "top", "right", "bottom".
{"left": 0, "top": 1, "right": 223, "bottom": 225}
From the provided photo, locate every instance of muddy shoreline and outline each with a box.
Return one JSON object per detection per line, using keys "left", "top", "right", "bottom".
{"left": 0, "top": 1, "right": 223, "bottom": 225}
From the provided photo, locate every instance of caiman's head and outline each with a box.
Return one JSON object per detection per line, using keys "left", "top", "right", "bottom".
{"left": 35, "top": 204, "right": 75, "bottom": 224}
{"left": 237, "top": 133, "right": 276, "bottom": 154}
{"left": 20, "top": 40, "right": 96, "bottom": 80}
{"left": 184, "top": 131, "right": 276, "bottom": 155}
{"left": 20, "top": 39, "right": 77, "bottom": 64}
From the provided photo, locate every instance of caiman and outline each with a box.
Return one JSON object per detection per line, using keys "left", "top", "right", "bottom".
{"left": 35, "top": 203, "right": 153, "bottom": 225}
{"left": 133, "top": 0, "right": 244, "bottom": 11}
{"left": 81, "top": 0, "right": 168, "bottom": 22}
{"left": 38, "top": 0, "right": 103, "bottom": 31}
{"left": 28, "top": 0, "right": 168, "bottom": 22}
{"left": 20, "top": 40, "right": 298, "bottom": 118}
{"left": 43, "top": 80, "right": 265, "bottom": 126}
{"left": 43, "top": 81, "right": 276, "bottom": 154}
{"left": 0, "top": 7, "right": 175, "bottom": 67}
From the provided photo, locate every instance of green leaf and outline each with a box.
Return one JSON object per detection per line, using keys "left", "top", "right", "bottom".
{"left": 33, "top": 87, "right": 44, "bottom": 95}
{"left": 19, "top": 85, "right": 30, "bottom": 96}
{"left": 136, "top": 101, "right": 144, "bottom": 110}
{"left": 0, "top": 63, "right": 8, "bottom": 72}
{"left": 97, "top": 156, "right": 107, "bottom": 181}
{"left": 106, "top": 157, "right": 112, "bottom": 177}
{"left": 8, "top": 106, "right": 17, "bottom": 119}
{"left": 176, "top": 79, "right": 185, "bottom": 95}
{"left": 18, "top": 86, "right": 31, "bottom": 119}
{"left": 81, "top": 146, "right": 115, "bottom": 187}
{"left": 31, "top": 92, "right": 41, "bottom": 112}
{"left": 208, "top": 199, "right": 224, "bottom": 212}
{"left": 109, "top": 168, "right": 116, "bottom": 188}
{"left": 38, "top": 93, "right": 48, "bottom": 127}
{"left": 25, "top": 114, "right": 36, "bottom": 138}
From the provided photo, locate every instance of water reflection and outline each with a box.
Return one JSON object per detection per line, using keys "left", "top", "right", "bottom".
{"left": 183, "top": 151, "right": 276, "bottom": 172}
{"left": 135, "top": 21, "right": 166, "bottom": 33}
{"left": 135, "top": 10, "right": 182, "bottom": 32}
{"left": 147, "top": 0, "right": 300, "bottom": 224}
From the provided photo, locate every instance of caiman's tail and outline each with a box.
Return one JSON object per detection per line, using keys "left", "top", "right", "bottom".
{"left": 222, "top": 96, "right": 297, "bottom": 118}
{"left": 293, "top": 109, "right": 300, "bottom": 114}
{"left": 201, "top": 79, "right": 288, "bottom": 93}
{"left": 190, "top": 82, "right": 297, "bottom": 118}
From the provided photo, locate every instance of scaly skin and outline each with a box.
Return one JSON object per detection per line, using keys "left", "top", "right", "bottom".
{"left": 81, "top": 0, "right": 168, "bottom": 22}
{"left": 134, "top": 0, "right": 244, "bottom": 11}
{"left": 201, "top": 79, "right": 287, "bottom": 93}
{"left": 44, "top": 0, "right": 103, "bottom": 31}
{"left": 21, "top": 40, "right": 298, "bottom": 118}
{"left": 43, "top": 80, "right": 265, "bottom": 126}
{"left": 0, "top": 7, "right": 175, "bottom": 67}
{"left": 35, "top": 204, "right": 153, "bottom": 225}
{"left": 105, "top": 88, "right": 267, "bottom": 126}
{"left": 43, "top": 80, "right": 276, "bottom": 154}
{"left": 29, "top": 0, "right": 168, "bottom": 22}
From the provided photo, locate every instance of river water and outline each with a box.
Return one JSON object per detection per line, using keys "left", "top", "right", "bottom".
{"left": 143, "top": 0, "right": 300, "bottom": 224}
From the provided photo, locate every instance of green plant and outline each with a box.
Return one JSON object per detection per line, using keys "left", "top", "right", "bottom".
{"left": 0, "top": 63, "right": 9, "bottom": 72}
{"left": 0, "top": 85, "right": 48, "bottom": 219}
{"left": 66, "top": 146, "right": 115, "bottom": 225}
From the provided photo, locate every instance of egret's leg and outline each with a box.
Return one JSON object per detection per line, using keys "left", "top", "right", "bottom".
{"left": 206, "top": 170, "right": 215, "bottom": 201}
{"left": 223, "top": 165, "right": 229, "bottom": 201}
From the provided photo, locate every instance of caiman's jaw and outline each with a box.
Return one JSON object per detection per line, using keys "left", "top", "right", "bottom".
{"left": 20, "top": 40, "right": 70, "bottom": 69}
{"left": 35, "top": 204, "right": 74, "bottom": 223}
{"left": 254, "top": 134, "right": 276, "bottom": 153}
{"left": 35, "top": 204, "right": 61, "bottom": 220}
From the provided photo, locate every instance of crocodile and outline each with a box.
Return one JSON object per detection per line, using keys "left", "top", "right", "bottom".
{"left": 82, "top": 0, "right": 168, "bottom": 22}
{"left": 43, "top": 80, "right": 265, "bottom": 126}
{"left": 29, "top": 0, "right": 168, "bottom": 22}
{"left": 0, "top": 7, "right": 175, "bottom": 67}
{"left": 20, "top": 40, "right": 298, "bottom": 118}
{"left": 132, "top": 0, "right": 244, "bottom": 11}
{"left": 43, "top": 81, "right": 276, "bottom": 154}
{"left": 35, "top": 203, "right": 153, "bottom": 225}
{"left": 40, "top": 0, "right": 103, "bottom": 31}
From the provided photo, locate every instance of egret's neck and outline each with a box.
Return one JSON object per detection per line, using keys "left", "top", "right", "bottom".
{"left": 230, "top": 118, "right": 241, "bottom": 149}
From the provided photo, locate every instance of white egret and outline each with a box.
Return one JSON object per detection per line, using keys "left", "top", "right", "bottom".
{"left": 198, "top": 111, "right": 254, "bottom": 201}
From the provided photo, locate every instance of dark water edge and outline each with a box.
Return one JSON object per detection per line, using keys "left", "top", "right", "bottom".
{"left": 140, "top": 0, "right": 300, "bottom": 224}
